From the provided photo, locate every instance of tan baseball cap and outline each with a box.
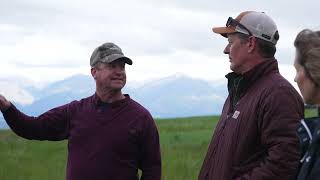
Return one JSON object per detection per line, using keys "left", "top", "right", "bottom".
{"left": 212, "top": 11, "right": 279, "bottom": 45}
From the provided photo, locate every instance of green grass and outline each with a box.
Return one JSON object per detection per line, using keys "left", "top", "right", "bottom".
{"left": 305, "top": 107, "right": 319, "bottom": 118}
{"left": 0, "top": 116, "right": 219, "bottom": 180}
{"left": 0, "top": 133, "right": 67, "bottom": 180}
{"left": 158, "top": 116, "right": 219, "bottom": 180}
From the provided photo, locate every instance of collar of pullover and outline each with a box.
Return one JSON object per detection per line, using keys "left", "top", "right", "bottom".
{"left": 92, "top": 93, "right": 130, "bottom": 109}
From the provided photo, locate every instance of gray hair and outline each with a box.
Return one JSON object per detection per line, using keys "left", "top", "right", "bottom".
{"left": 236, "top": 33, "right": 276, "bottom": 58}
{"left": 294, "top": 29, "right": 320, "bottom": 86}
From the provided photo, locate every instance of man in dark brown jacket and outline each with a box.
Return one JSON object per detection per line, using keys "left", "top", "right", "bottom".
{"left": 199, "top": 11, "right": 304, "bottom": 180}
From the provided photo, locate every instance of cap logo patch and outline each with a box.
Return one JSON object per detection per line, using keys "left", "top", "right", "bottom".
{"left": 262, "top": 34, "right": 271, "bottom": 40}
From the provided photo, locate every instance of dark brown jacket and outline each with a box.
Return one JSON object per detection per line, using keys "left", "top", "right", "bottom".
{"left": 199, "top": 58, "right": 304, "bottom": 180}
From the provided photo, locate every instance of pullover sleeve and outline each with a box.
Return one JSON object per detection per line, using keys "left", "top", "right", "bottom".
{"left": 2, "top": 103, "right": 70, "bottom": 141}
{"left": 139, "top": 113, "right": 162, "bottom": 180}
{"left": 235, "top": 86, "right": 304, "bottom": 180}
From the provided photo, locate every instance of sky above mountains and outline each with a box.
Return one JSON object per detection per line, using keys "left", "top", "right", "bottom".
{"left": 0, "top": 0, "right": 319, "bottom": 88}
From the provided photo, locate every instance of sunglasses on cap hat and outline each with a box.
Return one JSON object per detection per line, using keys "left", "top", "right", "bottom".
{"left": 226, "top": 17, "right": 253, "bottom": 36}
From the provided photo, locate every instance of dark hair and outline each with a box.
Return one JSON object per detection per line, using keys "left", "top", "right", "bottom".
{"left": 236, "top": 33, "right": 276, "bottom": 58}
{"left": 294, "top": 29, "right": 320, "bottom": 86}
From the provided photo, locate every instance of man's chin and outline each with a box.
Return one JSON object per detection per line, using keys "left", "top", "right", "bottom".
{"left": 112, "top": 85, "right": 125, "bottom": 91}
{"left": 230, "top": 64, "right": 235, "bottom": 72}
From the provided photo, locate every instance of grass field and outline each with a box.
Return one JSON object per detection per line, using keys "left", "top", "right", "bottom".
{"left": 0, "top": 116, "right": 219, "bottom": 180}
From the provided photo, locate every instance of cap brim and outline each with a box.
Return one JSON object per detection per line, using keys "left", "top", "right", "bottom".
{"left": 212, "top": 27, "right": 237, "bottom": 38}
{"left": 116, "top": 57, "right": 133, "bottom": 65}
{"left": 102, "top": 54, "right": 133, "bottom": 65}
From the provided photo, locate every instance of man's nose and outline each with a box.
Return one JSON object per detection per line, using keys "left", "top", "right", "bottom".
{"left": 223, "top": 44, "right": 230, "bottom": 54}
{"left": 223, "top": 48, "right": 229, "bottom": 54}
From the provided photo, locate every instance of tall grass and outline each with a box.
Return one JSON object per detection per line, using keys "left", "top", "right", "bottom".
{"left": 0, "top": 132, "right": 67, "bottom": 180}
{"left": 0, "top": 116, "right": 219, "bottom": 180}
{"left": 158, "top": 116, "right": 219, "bottom": 180}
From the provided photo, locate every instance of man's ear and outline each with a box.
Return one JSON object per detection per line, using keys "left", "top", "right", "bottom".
{"left": 91, "top": 68, "right": 97, "bottom": 80}
{"left": 247, "top": 36, "right": 257, "bottom": 53}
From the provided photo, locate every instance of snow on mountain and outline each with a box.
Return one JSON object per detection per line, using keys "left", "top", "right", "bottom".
{"left": 0, "top": 74, "right": 228, "bottom": 128}
{"left": 130, "top": 74, "right": 227, "bottom": 118}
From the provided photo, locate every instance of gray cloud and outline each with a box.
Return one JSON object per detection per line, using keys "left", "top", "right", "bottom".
{"left": 0, "top": 0, "right": 319, "bottom": 83}
{"left": 0, "top": 0, "right": 228, "bottom": 57}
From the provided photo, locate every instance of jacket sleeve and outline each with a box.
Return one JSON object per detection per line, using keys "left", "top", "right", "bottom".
{"left": 139, "top": 113, "right": 162, "bottom": 180}
{"left": 2, "top": 103, "right": 70, "bottom": 141}
{"left": 235, "top": 86, "right": 304, "bottom": 180}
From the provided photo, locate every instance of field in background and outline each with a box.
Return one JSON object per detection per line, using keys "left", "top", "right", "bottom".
{"left": 0, "top": 116, "right": 219, "bottom": 180}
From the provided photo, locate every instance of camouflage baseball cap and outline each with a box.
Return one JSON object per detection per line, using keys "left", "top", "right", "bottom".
{"left": 90, "top": 42, "right": 133, "bottom": 67}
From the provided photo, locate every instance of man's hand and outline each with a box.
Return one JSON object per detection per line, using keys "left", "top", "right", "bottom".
{"left": 0, "top": 94, "right": 11, "bottom": 112}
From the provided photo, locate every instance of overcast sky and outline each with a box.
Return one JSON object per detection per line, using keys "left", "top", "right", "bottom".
{"left": 1, "top": 0, "right": 319, "bottom": 87}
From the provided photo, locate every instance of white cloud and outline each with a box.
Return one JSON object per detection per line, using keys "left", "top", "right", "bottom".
{"left": 1, "top": 35, "right": 89, "bottom": 66}
{"left": 0, "top": 82, "right": 34, "bottom": 105}
{"left": 0, "top": 0, "right": 318, "bottom": 86}
{"left": 126, "top": 50, "right": 229, "bottom": 82}
{"left": 279, "top": 63, "right": 300, "bottom": 93}
{"left": 0, "top": 24, "right": 22, "bottom": 32}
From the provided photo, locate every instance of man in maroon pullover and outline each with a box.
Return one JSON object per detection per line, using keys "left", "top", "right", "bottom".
{"left": 0, "top": 42, "right": 161, "bottom": 180}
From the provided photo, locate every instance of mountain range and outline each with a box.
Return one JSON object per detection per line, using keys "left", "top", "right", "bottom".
{"left": 0, "top": 74, "right": 228, "bottom": 129}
